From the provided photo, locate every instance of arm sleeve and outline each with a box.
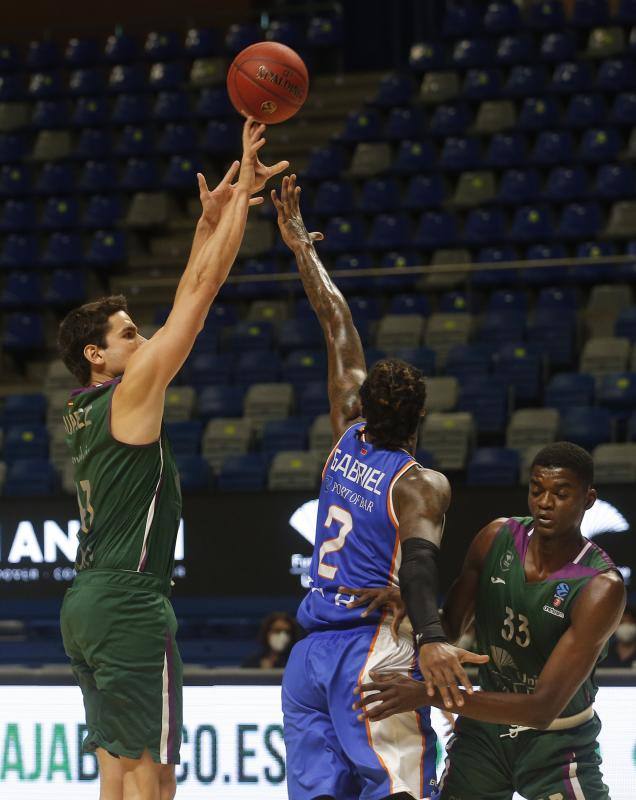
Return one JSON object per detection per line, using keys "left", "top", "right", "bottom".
{"left": 398, "top": 537, "right": 446, "bottom": 643}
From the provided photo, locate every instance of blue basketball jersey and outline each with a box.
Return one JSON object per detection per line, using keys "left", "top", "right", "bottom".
{"left": 297, "top": 422, "right": 416, "bottom": 631}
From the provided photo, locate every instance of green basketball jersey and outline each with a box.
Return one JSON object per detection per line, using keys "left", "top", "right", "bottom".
{"left": 475, "top": 516, "right": 618, "bottom": 718}
{"left": 63, "top": 378, "right": 182, "bottom": 580}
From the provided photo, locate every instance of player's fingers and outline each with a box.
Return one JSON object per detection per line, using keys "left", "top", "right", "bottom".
{"left": 361, "top": 595, "right": 384, "bottom": 617}
{"left": 251, "top": 137, "right": 267, "bottom": 155}
{"left": 267, "top": 159, "right": 289, "bottom": 177}
{"left": 309, "top": 231, "right": 324, "bottom": 241}
{"left": 220, "top": 161, "right": 240, "bottom": 186}
{"left": 270, "top": 189, "right": 284, "bottom": 217}
{"left": 420, "top": 667, "right": 436, "bottom": 697}
{"left": 461, "top": 651, "right": 490, "bottom": 665}
{"left": 453, "top": 663, "right": 474, "bottom": 695}
{"left": 250, "top": 122, "right": 266, "bottom": 142}
{"left": 444, "top": 671, "right": 464, "bottom": 707}
{"left": 197, "top": 172, "right": 210, "bottom": 195}
{"left": 369, "top": 670, "right": 399, "bottom": 683}
{"left": 354, "top": 681, "right": 379, "bottom": 696}
{"left": 248, "top": 196, "right": 264, "bottom": 206}
{"left": 437, "top": 683, "right": 453, "bottom": 709}
{"left": 338, "top": 585, "right": 364, "bottom": 596}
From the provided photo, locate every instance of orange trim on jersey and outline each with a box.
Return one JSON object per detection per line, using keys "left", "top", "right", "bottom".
{"left": 356, "top": 611, "right": 393, "bottom": 795}
{"left": 415, "top": 709, "right": 427, "bottom": 798}
{"left": 387, "top": 460, "right": 417, "bottom": 530}
{"left": 321, "top": 421, "right": 362, "bottom": 481}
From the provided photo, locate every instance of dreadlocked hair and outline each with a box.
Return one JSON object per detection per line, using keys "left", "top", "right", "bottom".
{"left": 359, "top": 358, "right": 427, "bottom": 450}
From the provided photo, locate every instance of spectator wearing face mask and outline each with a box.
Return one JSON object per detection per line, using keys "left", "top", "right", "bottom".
{"left": 604, "top": 606, "right": 636, "bottom": 668}
{"left": 242, "top": 612, "right": 301, "bottom": 669}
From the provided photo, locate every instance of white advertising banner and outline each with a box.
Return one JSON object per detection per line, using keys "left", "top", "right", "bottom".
{"left": 0, "top": 685, "right": 634, "bottom": 798}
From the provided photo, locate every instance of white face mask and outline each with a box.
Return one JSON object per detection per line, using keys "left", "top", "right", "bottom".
{"left": 268, "top": 631, "right": 291, "bottom": 653}
{"left": 615, "top": 622, "right": 636, "bottom": 644}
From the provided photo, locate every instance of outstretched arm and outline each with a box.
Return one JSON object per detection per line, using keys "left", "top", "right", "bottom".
{"left": 272, "top": 174, "right": 366, "bottom": 441}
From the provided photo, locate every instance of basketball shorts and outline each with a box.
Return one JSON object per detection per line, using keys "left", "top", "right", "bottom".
{"left": 282, "top": 622, "right": 438, "bottom": 800}
{"left": 437, "top": 713, "right": 609, "bottom": 800}
{"left": 60, "top": 568, "right": 182, "bottom": 764}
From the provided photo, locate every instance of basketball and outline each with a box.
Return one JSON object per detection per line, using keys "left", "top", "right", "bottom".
{"left": 226, "top": 41, "right": 309, "bottom": 124}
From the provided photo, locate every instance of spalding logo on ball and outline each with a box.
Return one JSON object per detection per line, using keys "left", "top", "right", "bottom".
{"left": 226, "top": 41, "right": 309, "bottom": 124}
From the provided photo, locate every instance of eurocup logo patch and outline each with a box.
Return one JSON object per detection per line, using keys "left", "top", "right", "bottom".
{"left": 552, "top": 582, "right": 571, "bottom": 609}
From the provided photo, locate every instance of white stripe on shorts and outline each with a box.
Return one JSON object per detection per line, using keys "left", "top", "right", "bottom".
{"left": 159, "top": 652, "right": 170, "bottom": 764}
{"left": 569, "top": 760, "right": 586, "bottom": 800}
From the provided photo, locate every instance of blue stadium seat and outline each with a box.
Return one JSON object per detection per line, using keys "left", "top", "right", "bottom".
{"left": 121, "top": 158, "right": 159, "bottom": 191}
{"left": 564, "top": 94, "right": 607, "bottom": 128}
{"left": 186, "top": 354, "right": 233, "bottom": 387}
{"left": 579, "top": 127, "right": 622, "bottom": 162}
{"left": 265, "top": 20, "right": 304, "bottom": 49}
{"left": 572, "top": 0, "right": 609, "bottom": 27}
{"left": 467, "top": 448, "right": 519, "bottom": 485}
{"left": 341, "top": 108, "right": 384, "bottom": 142}
{"left": 112, "top": 94, "right": 150, "bottom": 125}
{"left": 0, "top": 133, "right": 26, "bottom": 162}
{"left": 196, "top": 87, "right": 233, "bottom": 118}
{"left": 403, "top": 174, "right": 446, "bottom": 209}
{"left": 3, "top": 459, "right": 58, "bottom": 496}
{"left": 0, "top": 74, "right": 25, "bottom": 101}
{"left": 149, "top": 62, "right": 186, "bottom": 91}
{"left": 517, "top": 96, "right": 560, "bottom": 130}
{"left": 185, "top": 28, "right": 220, "bottom": 58}
{"left": 217, "top": 454, "right": 267, "bottom": 491}
{"left": 359, "top": 178, "right": 400, "bottom": 214}
{"left": 224, "top": 24, "right": 260, "bottom": 55}
{"left": 303, "top": 144, "right": 346, "bottom": 179}
{"left": 69, "top": 68, "right": 104, "bottom": 96}
{"left": 496, "top": 33, "right": 535, "bottom": 65}
{"left": 42, "top": 232, "right": 82, "bottom": 266}
{"left": 558, "top": 201, "right": 601, "bottom": 239}
{"left": 108, "top": 64, "right": 146, "bottom": 94}
{"left": 458, "top": 375, "right": 509, "bottom": 434}
{"left": 204, "top": 302, "right": 239, "bottom": 331}
{"left": 79, "top": 160, "right": 117, "bottom": 192}
{"left": 65, "top": 37, "right": 99, "bottom": 66}
{"left": 485, "top": 132, "right": 527, "bottom": 167}
{"left": 507, "top": 64, "right": 550, "bottom": 96}
{"left": 446, "top": 343, "right": 493, "bottom": 381}
{"left": 72, "top": 96, "right": 108, "bottom": 126}
{"left": 561, "top": 406, "right": 612, "bottom": 449}
{"left": 0, "top": 44, "right": 20, "bottom": 72}
{"left": 1, "top": 271, "right": 42, "bottom": 307}
{"left": 144, "top": 31, "right": 182, "bottom": 61}
{"left": 488, "top": 289, "right": 528, "bottom": 312}
{"left": 413, "top": 210, "right": 458, "bottom": 249}
{"left": 27, "top": 40, "right": 60, "bottom": 69}
{"left": 429, "top": 104, "right": 471, "bottom": 136}
{"left": 76, "top": 129, "right": 111, "bottom": 160}
{"left": 45, "top": 268, "right": 87, "bottom": 306}
{"left": 82, "top": 194, "right": 123, "bottom": 228}
{"left": 157, "top": 123, "right": 196, "bottom": 155}
{"left": 452, "top": 38, "right": 492, "bottom": 69}
{"left": 174, "top": 456, "right": 211, "bottom": 491}
{"left": 545, "top": 372, "right": 595, "bottom": 411}
{"left": 528, "top": 307, "right": 576, "bottom": 366}
{"left": 509, "top": 205, "right": 554, "bottom": 242}
{"left": 494, "top": 342, "right": 542, "bottom": 402}
{"left": 163, "top": 155, "right": 202, "bottom": 191}
{"left": 0, "top": 164, "right": 32, "bottom": 196}
{"left": 262, "top": 419, "right": 309, "bottom": 458}
{"left": 0, "top": 199, "right": 35, "bottom": 231}
{"left": 41, "top": 196, "right": 79, "bottom": 229}
{"left": 610, "top": 92, "right": 636, "bottom": 127}
{"left": 439, "top": 136, "right": 480, "bottom": 171}
{"left": 483, "top": 1, "right": 522, "bottom": 33}
{"left": 104, "top": 32, "right": 139, "bottom": 63}
{"left": 313, "top": 181, "right": 354, "bottom": 215}
{"left": 298, "top": 382, "right": 329, "bottom": 418}
{"left": 2, "top": 312, "right": 44, "bottom": 350}
{"left": 233, "top": 350, "right": 282, "bottom": 386}
{"left": 550, "top": 61, "right": 593, "bottom": 94}
{"left": 531, "top": 130, "right": 575, "bottom": 165}
{"left": 616, "top": 0, "right": 636, "bottom": 23}
{"left": 321, "top": 216, "right": 365, "bottom": 253}
{"left": 1, "top": 393, "right": 46, "bottom": 426}
{"left": 497, "top": 168, "right": 541, "bottom": 205}
{"left": 596, "top": 58, "right": 636, "bottom": 91}
{"left": 522, "top": 243, "right": 569, "bottom": 285}
{"left": 86, "top": 230, "right": 126, "bottom": 267}
{"left": 574, "top": 241, "right": 615, "bottom": 283}
{"left": 28, "top": 71, "right": 63, "bottom": 98}
{"left": 414, "top": 449, "right": 436, "bottom": 468}
{"left": 3, "top": 424, "right": 48, "bottom": 462}
{"left": 279, "top": 318, "right": 323, "bottom": 351}
{"left": 462, "top": 68, "right": 503, "bottom": 100}
{"left": 36, "top": 162, "right": 75, "bottom": 195}
{"left": 0, "top": 234, "right": 39, "bottom": 269}
{"left": 628, "top": 410, "right": 636, "bottom": 441}
{"left": 409, "top": 42, "right": 446, "bottom": 73}
{"left": 439, "top": 291, "right": 478, "bottom": 314}
{"left": 368, "top": 213, "right": 411, "bottom": 250}
{"left": 443, "top": 5, "right": 482, "bottom": 37}
{"left": 202, "top": 120, "right": 239, "bottom": 155}
{"left": 374, "top": 73, "right": 415, "bottom": 107}
{"left": 464, "top": 207, "right": 506, "bottom": 245}
{"left": 478, "top": 310, "right": 525, "bottom": 344}
{"left": 283, "top": 350, "right": 327, "bottom": 389}
{"left": 597, "top": 372, "right": 636, "bottom": 411}
{"left": 615, "top": 306, "right": 636, "bottom": 339}
{"left": 165, "top": 421, "right": 203, "bottom": 456}
{"left": 388, "top": 294, "right": 431, "bottom": 317}
{"left": 31, "top": 99, "right": 69, "bottom": 128}
{"left": 391, "top": 140, "right": 437, "bottom": 174}
{"left": 235, "top": 258, "right": 279, "bottom": 299}
{"left": 153, "top": 91, "right": 190, "bottom": 121}
{"left": 307, "top": 15, "right": 343, "bottom": 48}
{"left": 475, "top": 245, "right": 519, "bottom": 285}
{"left": 384, "top": 107, "right": 424, "bottom": 140}
{"left": 537, "top": 286, "right": 578, "bottom": 310}
{"left": 229, "top": 321, "right": 274, "bottom": 352}
{"left": 539, "top": 32, "right": 576, "bottom": 62}
{"left": 197, "top": 385, "right": 245, "bottom": 420}
{"left": 348, "top": 296, "right": 383, "bottom": 325}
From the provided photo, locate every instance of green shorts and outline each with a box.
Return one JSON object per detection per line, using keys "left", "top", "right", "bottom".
{"left": 438, "top": 714, "right": 609, "bottom": 800}
{"left": 60, "top": 568, "right": 183, "bottom": 765}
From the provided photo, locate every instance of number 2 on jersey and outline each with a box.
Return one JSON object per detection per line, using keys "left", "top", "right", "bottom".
{"left": 317, "top": 505, "right": 353, "bottom": 580}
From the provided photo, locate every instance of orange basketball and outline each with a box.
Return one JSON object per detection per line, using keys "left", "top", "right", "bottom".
{"left": 226, "top": 41, "right": 309, "bottom": 124}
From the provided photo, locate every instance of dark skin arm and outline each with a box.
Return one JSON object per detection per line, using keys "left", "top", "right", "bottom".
{"left": 355, "top": 570, "right": 625, "bottom": 728}
{"left": 272, "top": 174, "right": 366, "bottom": 441}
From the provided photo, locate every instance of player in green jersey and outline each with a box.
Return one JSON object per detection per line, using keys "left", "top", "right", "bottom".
{"left": 351, "top": 442, "right": 626, "bottom": 799}
{"left": 57, "top": 119, "right": 288, "bottom": 800}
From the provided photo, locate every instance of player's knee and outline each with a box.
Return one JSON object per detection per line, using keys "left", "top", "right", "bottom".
{"left": 159, "top": 766, "right": 176, "bottom": 800}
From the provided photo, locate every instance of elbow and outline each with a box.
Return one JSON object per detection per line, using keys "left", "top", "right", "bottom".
{"left": 529, "top": 692, "right": 562, "bottom": 730}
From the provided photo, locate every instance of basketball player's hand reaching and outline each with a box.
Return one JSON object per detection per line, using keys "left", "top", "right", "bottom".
{"left": 237, "top": 117, "right": 289, "bottom": 196}
{"left": 418, "top": 641, "right": 489, "bottom": 708}
{"left": 272, "top": 173, "right": 324, "bottom": 250}
{"left": 339, "top": 586, "right": 406, "bottom": 643}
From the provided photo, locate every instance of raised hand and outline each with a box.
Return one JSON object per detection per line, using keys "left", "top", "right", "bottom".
{"left": 237, "top": 117, "right": 289, "bottom": 196}
{"left": 196, "top": 163, "right": 263, "bottom": 233}
{"left": 271, "top": 173, "right": 324, "bottom": 251}
{"left": 418, "top": 641, "right": 489, "bottom": 708}
{"left": 353, "top": 672, "right": 428, "bottom": 722}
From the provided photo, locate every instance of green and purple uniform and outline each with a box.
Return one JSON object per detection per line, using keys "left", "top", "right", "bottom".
{"left": 438, "top": 516, "right": 619, "bottom": 800}
{"left": 59, "top": 377, "right": 183, "bottom": 764}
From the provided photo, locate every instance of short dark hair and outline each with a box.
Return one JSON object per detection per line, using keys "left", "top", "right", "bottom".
{"left": 58, "top": 295, "right": 128, "bottom": 385}
{"left": 531, "top": 441, "right": 594, "bottom": 487}
{"left": 257, "top": 612, "right": 300, "bottom": 650}
{"left": 359, "top": 358, "right": 427, "bottom": 450}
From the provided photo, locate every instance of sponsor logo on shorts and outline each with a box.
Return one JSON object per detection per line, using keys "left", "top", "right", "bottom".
{"left": 491, "top": 576, "right": 506, "bottom": 585}
{"left": 543, "top": 604, "right": 565, "bottom": 618}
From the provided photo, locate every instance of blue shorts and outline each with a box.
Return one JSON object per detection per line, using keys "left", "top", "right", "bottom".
{"left": 282, "top": 622, "right": 438, "bottom": 800}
